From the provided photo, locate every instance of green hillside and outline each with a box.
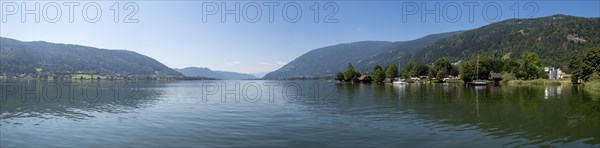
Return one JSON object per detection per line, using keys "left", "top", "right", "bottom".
{"left": 263, "top": 32, "right": 458, "bottom": 79}
{"left": 0, "top": 37, "right": 182, "bottom": 77}
{"left": 407, "top": 14, "right": 600, "bottom": 67}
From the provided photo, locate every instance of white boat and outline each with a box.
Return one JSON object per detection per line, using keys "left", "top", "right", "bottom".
{"left": 392, "top": 62, "right": 406, "bottom": 85}
{"left": 392, "top": 81, "right": 406, "bottom": 85}
{"left": 471, "top": 80, "right": 489, "bottom": 85}
{"left": 392, "top": 78, "right": 407, "bottom": 85}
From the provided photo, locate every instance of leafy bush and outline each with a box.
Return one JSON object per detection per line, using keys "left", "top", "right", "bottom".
{"left": 501, "top": 72, "right": 517, "bottom": 83}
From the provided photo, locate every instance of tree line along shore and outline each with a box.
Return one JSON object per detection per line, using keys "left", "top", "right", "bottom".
{"left": 333, "top": 47, "right": 600, "bottom": 89}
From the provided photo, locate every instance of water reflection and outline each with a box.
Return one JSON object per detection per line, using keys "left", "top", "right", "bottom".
{"left": 0, "top": 79, "right": 167, "bottom": 123}
{"left": 0, "top": 80, "right": 598, "bottom": 147}
{"left": 336, "top": 83, "right": 600, "bottom": 146}
{"left": 544, "top": 85, "right": 562, "bottom": 99}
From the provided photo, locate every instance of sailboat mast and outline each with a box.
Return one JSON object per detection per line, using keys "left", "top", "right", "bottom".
{"left": 476, "top": 56, "right": 479, "bottom": 80}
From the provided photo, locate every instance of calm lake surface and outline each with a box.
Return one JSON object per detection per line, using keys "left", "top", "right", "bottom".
{"left": 1, "top": 80, "right": 599, "bottom": 147}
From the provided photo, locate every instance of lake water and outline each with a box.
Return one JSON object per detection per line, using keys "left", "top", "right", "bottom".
{"left": 1, "top": 80, "right": 599, "bottom": 147}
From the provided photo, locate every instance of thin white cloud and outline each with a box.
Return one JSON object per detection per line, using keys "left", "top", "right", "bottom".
{"left": 275, "top": 61, "right": 287, "bottom": 65}
{"left": 226, "top": 61, "right": 241, "bottom": 66}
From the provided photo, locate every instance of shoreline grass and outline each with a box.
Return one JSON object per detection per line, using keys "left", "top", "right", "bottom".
{"left": 445, "top": 79, "right": 464, "bottom": 83}
{"left": 506, "top": 79, "right": 571, "bottom": 86}
{"left": 583, "top": 81, "right": 600, "bottom": 100}
{"left": 584, "top": 81, "right": 600, "bottom": 91}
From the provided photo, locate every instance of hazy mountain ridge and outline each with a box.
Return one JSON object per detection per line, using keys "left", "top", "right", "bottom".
{"left": 263, "top": 32, "right": 460, "bottom": 79}
{"left": 263, "top": 41, "right": 395, "bottom": 79}
{"left": 0, "top": 37, "right": 182, "bottom": 76}
{"left": 175, "top": 67, "right": 257, "bottom": 80}
{"left": 251, "top": 72, "right": 269, "bottom": 79}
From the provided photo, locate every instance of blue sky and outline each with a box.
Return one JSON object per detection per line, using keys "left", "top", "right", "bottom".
{"left": 1, "top": 0, "right": 599, "bottom": 74}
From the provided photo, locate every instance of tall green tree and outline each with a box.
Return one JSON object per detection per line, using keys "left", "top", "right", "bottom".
{"left": 486, "top": 58, "right": 505, "bottom": 73}
{"left": 343, "top": 63, "right": 360, "bottom": 81}
{"left": 502, "top": 58, "right": 519, "bottom": 73}
{"left": 459, "top": 59, "right": 475, "bottom": 82}
{"left": 371, "top": 65, "right": 384, "bottom": 83}
{"left": 568, "top": 56, "right": 583, "bottom": 83}
{"left": 581, "top": 47, "right": 600, "bottom": 81}
{"left": 517, "top": 51, "right": 543, "bottom": 80}
{"left": 459, "top": 55, "right": 493, "bottom": 82}
{"left": 401, "top": 61, "right": 430, "bottom": 79}
{"left": 449, "top": 65, "right": 459, "bottom": 77}
{"left": 400, "top": 62, "right": 415, "bottom": 79}
{"left": 384, "top": 65, "right": 398, "bottom": 79}
{"left": 430, "top": 57, "right": 454, "bottom": 81}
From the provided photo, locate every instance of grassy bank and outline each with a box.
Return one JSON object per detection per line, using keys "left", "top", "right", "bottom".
{"left": 445, "top": 79, "right": 464, "bottom": 83}
{"left": 584, "top": 81, "right": 600, "bottom": 91}
{"left": 583, "top": 81, "right": 600, "bottom": 100}
{"left": 506, "top": 79, "right": 571, "bottom": 86}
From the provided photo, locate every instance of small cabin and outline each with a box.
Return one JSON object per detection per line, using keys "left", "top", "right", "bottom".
{"left": 489, "top": 72, "right": 502, "bottom": 84}
{"left": 353, "top": 75, "right": 371, "bottom": 83}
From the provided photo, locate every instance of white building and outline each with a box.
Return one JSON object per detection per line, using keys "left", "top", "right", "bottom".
{"left": 545, "top": 67, "right": 562, "bottom": 79}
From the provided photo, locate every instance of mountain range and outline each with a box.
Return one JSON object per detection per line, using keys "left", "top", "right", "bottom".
{"left": 0, "top": 37, "right": 182, "bottom": 76}
{"left": 264, "top": 14, "right": 600, "bottom": 79}
{"left": 406, "top": 14, "right": 600, "bottom": 67}
{"left": 1, "top": 14, "right": 597, "bottom": 79}
{"left": 262, "top": 31, "right": 460, "bottom": 79}
{"left": 0, "top": 38, "right": 256, "bottom": 79}
{"left": 174, "top": 67, "right": 257, "bottom": 80}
